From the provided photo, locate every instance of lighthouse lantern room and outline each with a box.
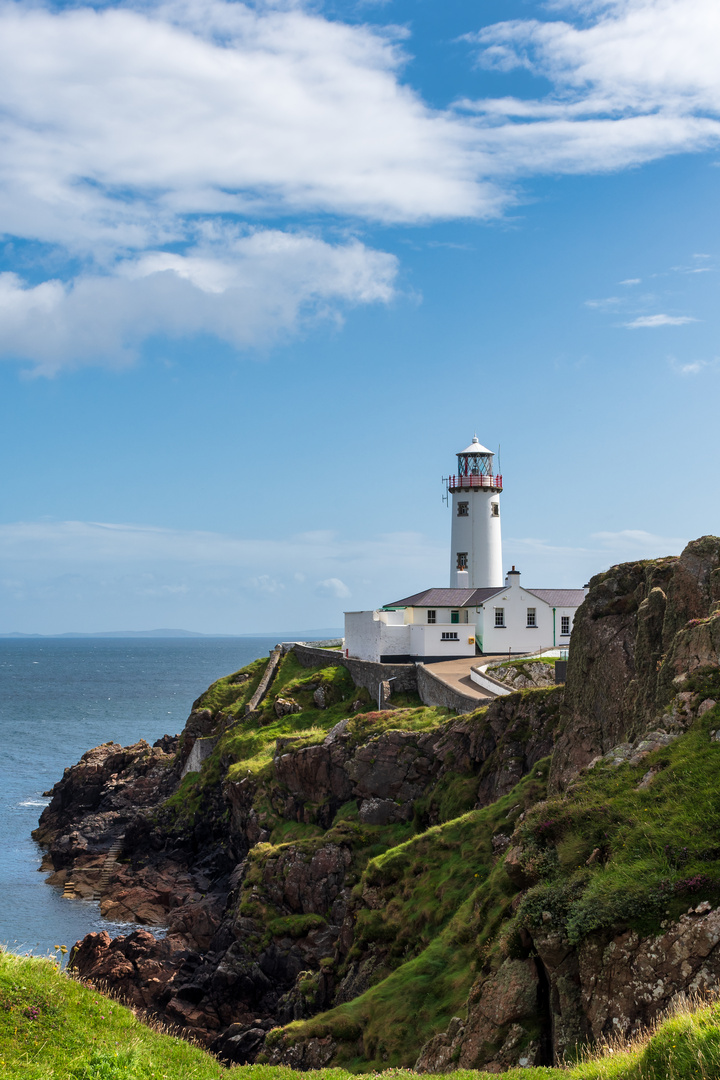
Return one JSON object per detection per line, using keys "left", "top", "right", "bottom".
{"left": 447, "top": 435, "right": 503, "bottom": 590}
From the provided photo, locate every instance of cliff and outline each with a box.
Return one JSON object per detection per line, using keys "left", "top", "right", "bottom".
{"left": 34, "top": 535, "right": 720, "bottom": 1072}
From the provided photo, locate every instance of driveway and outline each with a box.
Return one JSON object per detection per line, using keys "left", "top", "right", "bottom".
{"left": 423, "top": 656, "right": 492, "bottom": 700}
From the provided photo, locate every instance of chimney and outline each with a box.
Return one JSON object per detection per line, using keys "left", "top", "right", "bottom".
{"left": 505, "top": 565, "right": 520, "bottom": 587}
{"left": 455, "top": 569, "right": 470, "bottom": 588}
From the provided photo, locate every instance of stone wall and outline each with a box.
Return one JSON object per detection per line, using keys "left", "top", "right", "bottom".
{"left": 292, "top": 642, "right": 486, "bottom": 714}
{"left": 291, "top": 643, "right": 418, "bottom": 700}
{"left": 415, "top": 663, "right": 481, "bottom": 714}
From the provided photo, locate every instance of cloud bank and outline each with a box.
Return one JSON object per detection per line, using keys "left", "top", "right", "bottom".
{"left": 0, "top": 0, "right": 719, "bottom": 369}
{"left": 0, "top": 519, "right": 688, "bottom": 634}
{"left": 0, "top": 230, "right": 397, "bottom": 373}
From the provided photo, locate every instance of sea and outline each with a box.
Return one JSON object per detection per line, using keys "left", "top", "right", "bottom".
{"left": 0, "top": 635, "right": 324, "bottom": 962}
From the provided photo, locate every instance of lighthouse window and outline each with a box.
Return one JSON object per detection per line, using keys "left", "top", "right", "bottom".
{"left": 457, "top": 501, "right": 469, "bottom": 517}
{"left": 456, "top": 552, "right": 468, "bottom": 570}
{"left": 495, "top": 608, "right": 505, "bottom": 627}
{"left": 491, "top": 503, "right": 500, "bottom": 517}
{"left": 561, "top": 616, "right": 571, "bottom": 635}
{"left": 527, "top": 608, "right": 537, "bottom": 627}
{"left": 427, "top": 610, "right": 436, "bottom": 624}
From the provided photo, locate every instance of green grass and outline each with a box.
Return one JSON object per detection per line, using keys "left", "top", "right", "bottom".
{"left": 269, "top": 761, "right": 550, "bottom": 1069}
{"left": 513, "top": 686, "right": 720, "bottom": 944}
{"left": 4, "top": 950, "right": 720, "bottom": 1080}
{"left": 489, "top": 656, "right": 559, "bottom": 671}
{"left": 158, "top": 652, "right": 453, "bottom": 837}
{"left": 194, "top": 657, "right": 269, "bottom": 717}
{"left": 0, "top": 950, "right": 229, "bottom": 1079}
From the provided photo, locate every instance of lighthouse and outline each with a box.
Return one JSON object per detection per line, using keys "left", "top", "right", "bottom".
{"left": 447, "top": 436, "right": 503, "bottom": 589}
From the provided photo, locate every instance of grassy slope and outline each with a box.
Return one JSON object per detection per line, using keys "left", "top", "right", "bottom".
{"left": 3, "top": 950, "right": 720, "bottom": 1080}
{"left": 271, "top": 761, "right": 549, "bottom": 1069}
{"left": 513, "top": 668, "right": 720, "bottom": 945}
{"left": 265, "top": 669, "right": 720, "bottom": 1069}
{"left": 159, "top": 651, "right": 451, "bottom": 840}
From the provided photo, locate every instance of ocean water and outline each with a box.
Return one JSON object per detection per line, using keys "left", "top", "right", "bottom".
{"left": 0, "top": 636, "right": 289, "bottom": 960}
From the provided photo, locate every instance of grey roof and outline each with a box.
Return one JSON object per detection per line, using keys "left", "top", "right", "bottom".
{"left": 525, "top": 588, "right": 587, "bottom": 607}
{"left": 383, "top": 587, "right": 505, "bottom": 609}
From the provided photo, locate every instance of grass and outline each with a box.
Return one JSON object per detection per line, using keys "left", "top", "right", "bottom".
{"left": 157, "top": 651, "right": 454, "bottom": 838}
{"left": 512, "top": 681, "right": 720, "bottom": 944}
{"left": 0, "top": 949, "right": 230, "bottom": 1079}
{"left": 5, "top": 949, "right": 720, "bottom": 1080}
{"left": 268, "top": 761, "right": 550, "bottom": 1069}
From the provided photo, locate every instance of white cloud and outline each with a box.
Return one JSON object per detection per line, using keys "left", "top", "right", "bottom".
{"left": 316, "top": 578, "right": 352, "bottom": 599}
{"left": 585, "top": 296, "right": 622, "bottom": 309}
{"left": 0, "top": 0, "right": 719, "bottom": 369}
{"left": 0, "top": 519, "right": 446, "bottom": 632}
{"left": 0, "top": 517, "right": 696, "bottom": 632}
{"left": 592, "top": 528, "right": 687, "bottom": 554}
{"left": 462, "top": 0, "right": 720, "bottom": 174}
{"left": 0, "top": 0, "right": 493, "bottom": 246}
{"left": 669, "top": 355, "right": 717, "bottom": 374}
{"left": 0, "top": 229, "right": 397, "bottom": 372}
{"left": 620, "top": 278, "right": 641, "bottom": 285}
{"left": 624, "top": 313, "right": 697, "bottom": 328}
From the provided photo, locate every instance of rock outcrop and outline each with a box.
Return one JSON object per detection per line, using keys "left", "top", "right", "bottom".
{"left": 407, "top": 536, "right": 720, "bottom": 1072}
{"left": 35, "top": 536, "right": 720, "bottom": 1072}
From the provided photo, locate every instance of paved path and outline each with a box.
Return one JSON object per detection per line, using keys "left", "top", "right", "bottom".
{"left": 423, "top": 657, "right": 491, "bottom": 700}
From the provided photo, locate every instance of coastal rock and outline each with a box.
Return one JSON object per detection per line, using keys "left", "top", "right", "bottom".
{"left": 46, "top": 539, "right": 720, "bottom": 1073}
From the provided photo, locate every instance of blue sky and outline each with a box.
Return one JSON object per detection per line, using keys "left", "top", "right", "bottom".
{"left": 0, "top": 0, "right": 718, "bottom": 634}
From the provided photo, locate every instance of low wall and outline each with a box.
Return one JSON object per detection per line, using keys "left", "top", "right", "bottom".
{"left": 470, "top": 665, "right": 513, "bottom": 697}
{"left": 291, "top": 643, "right": 418, "bottom": 699}
{"left": 181, "top": 735, "right": 218, "bottom": 779}
{"left": 246, "top": 646, "right": 283, "bottom": 713}
{"left": 415, "top": 663, "right": 483, "bottom": 715}
{"left": 291, "top": 642, "right": 487, "bottom": 714}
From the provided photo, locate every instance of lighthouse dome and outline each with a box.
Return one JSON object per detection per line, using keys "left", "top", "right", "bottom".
{"left": 457, "top": 435, "right": 493, "bottom": 456}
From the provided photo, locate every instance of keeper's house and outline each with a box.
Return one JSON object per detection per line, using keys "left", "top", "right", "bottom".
{"left": 344, "top": 436, "right": 587, "bottom": 663}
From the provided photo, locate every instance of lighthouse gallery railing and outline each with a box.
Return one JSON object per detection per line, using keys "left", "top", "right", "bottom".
{"left": 447, "top": 474, "right": 503, "bottom": 491}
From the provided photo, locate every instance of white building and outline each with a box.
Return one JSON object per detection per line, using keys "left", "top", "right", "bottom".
{"left": 344, "top": 436, "right": 587, "bottom": 663}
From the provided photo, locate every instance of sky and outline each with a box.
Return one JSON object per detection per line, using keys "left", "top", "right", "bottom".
{"left": 0, "top": 0, "right": 718, "bottom": 634}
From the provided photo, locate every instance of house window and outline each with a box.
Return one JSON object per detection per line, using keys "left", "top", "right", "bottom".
{"left": 527, "top": 607, "right": 536, "bottom": 627}
{"left": 457, "top": 552, "right": 468, "bottom": 570}
{"left": 491, "top": 503, "right": 500, "bottom": 517}
{"left": 457, "top": 501, "right": 469, "bottom": 517}
{"left": 495, "top": 608, "right": 505, "bottom": 627}
{"left": 451, "top": 610, "right": 459, "bottom": 624}
{"left": 427, "top": 610, "right": 436, "bottom": 624}
{"left": 441, "top": 632, "right": 458, "bottom": 641}
{"left": 561, "top": 616, "right": 571, "bottom": 635}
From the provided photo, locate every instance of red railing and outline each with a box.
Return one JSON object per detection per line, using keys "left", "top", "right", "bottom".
{"left": 448, "top": 474, "right": 503, "bottom": 491}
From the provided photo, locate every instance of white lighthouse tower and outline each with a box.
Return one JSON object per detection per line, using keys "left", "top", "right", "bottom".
{"left": 447, "top": 436, "right": 503, "bottom": 589}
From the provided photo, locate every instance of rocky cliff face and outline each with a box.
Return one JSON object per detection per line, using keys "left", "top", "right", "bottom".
{"left": 551, "top": 535, "right": 720, "bottom": 790}
{"left": 36, "top": 650, "right": 562, "bottom": 1061}
{"left": 410, "top": 536, "right": 720, "bottom": 1072}
{"left": 35, "top": 536, "right": 720, "bottom": 1072}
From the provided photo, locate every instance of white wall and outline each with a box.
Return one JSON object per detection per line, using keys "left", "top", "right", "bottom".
{"left": 449, "top": 487, "right": 502, "bottom": 589}
{"left": 409, "top": 623, "right": 476, "bottom": 658}
{"left": 344, "top": 609, "right": 411, "bottom": 661}
{"left": 344, "top": 610, "right": 382, "bottom": 661}
{"left": 406, "top": 607, "right": 470, "bottom": 625}
{"left": 344, "top": 608, "right": 475, "bottom": 660}
{"left": 477, "top": 577, "right": 580, "bottom": 654}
